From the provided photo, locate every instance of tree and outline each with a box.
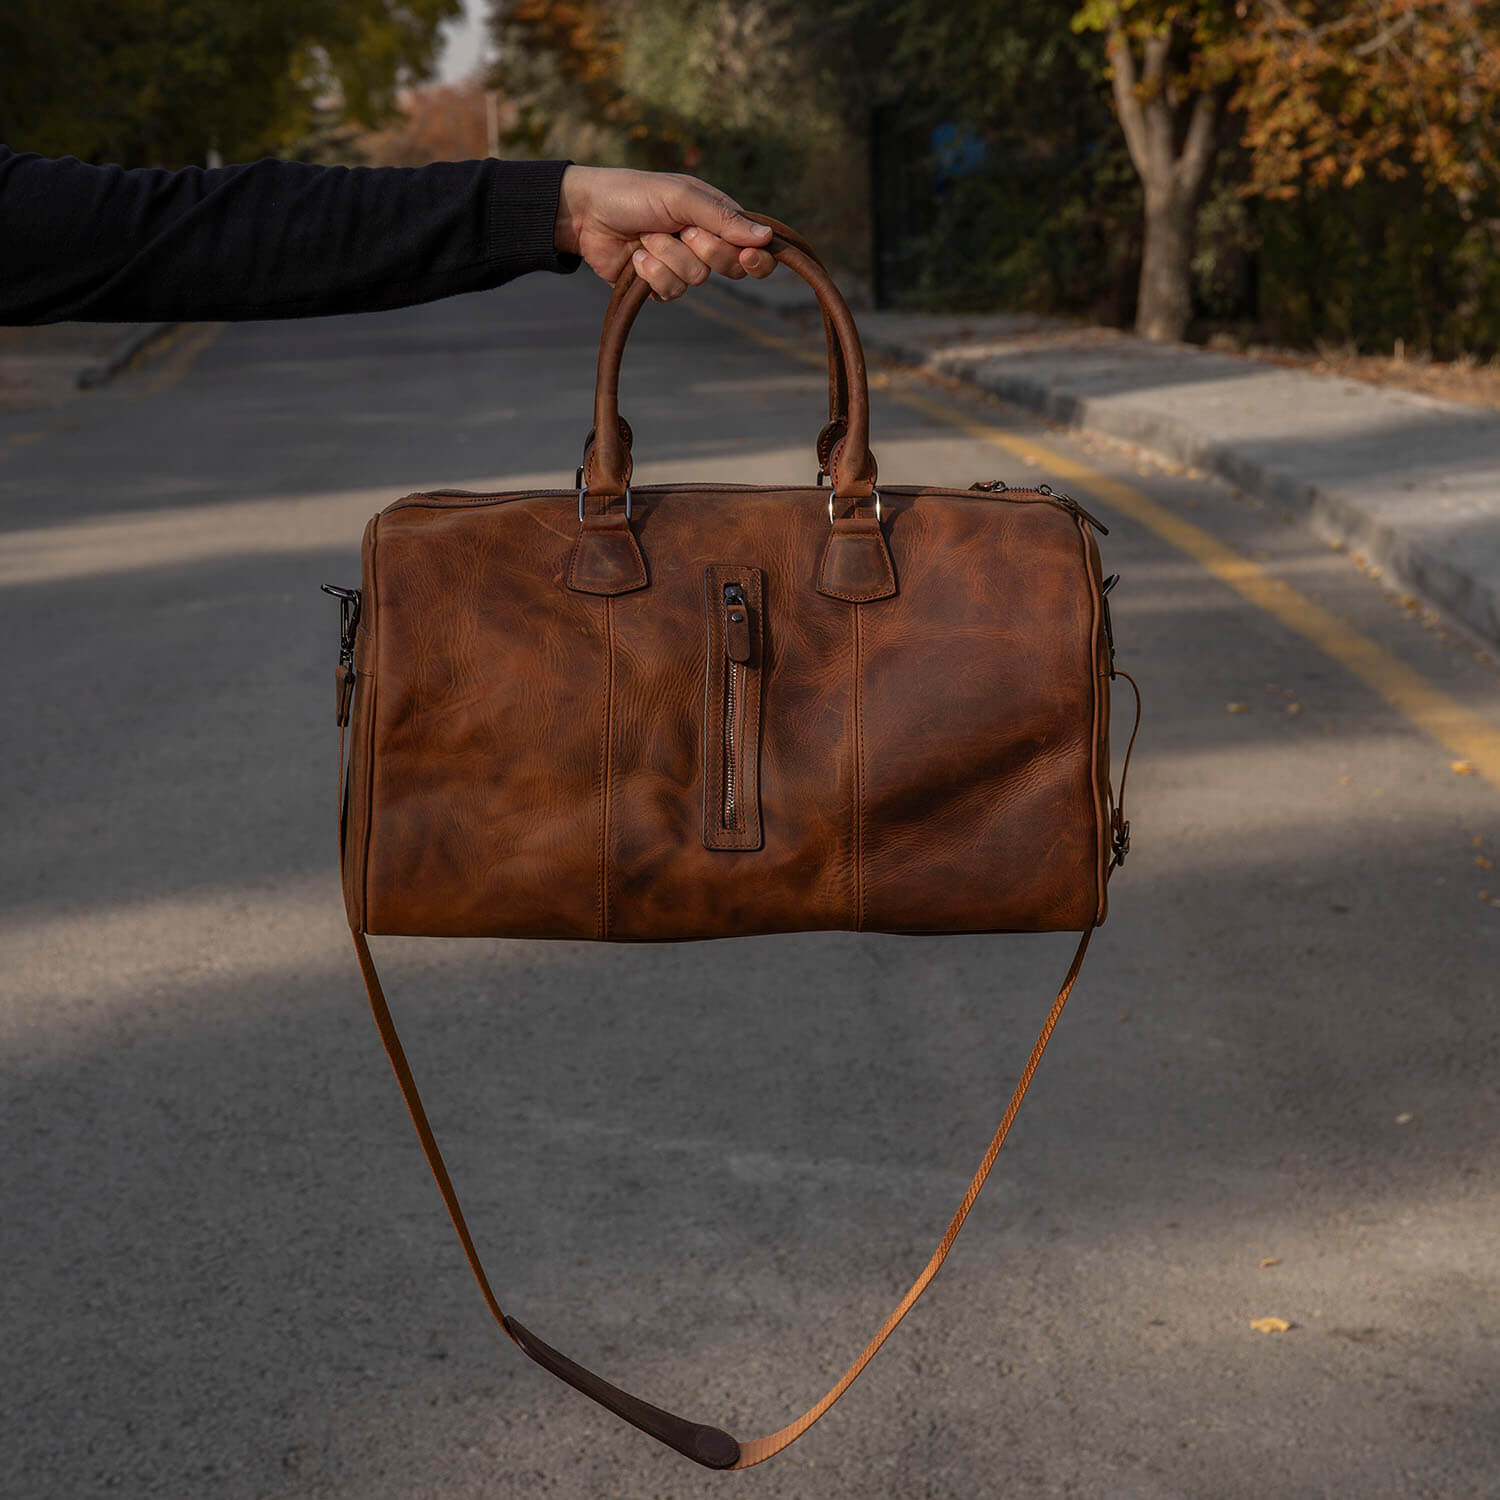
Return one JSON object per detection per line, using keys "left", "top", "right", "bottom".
{"left": 0, "top": 0, "right": 462, "bottom": 167}
{"left": 1232, "top": 1, "right": 1500, "bottom": 202}
{"left": 489, "top": 0, "right": 636, "bottom": 163}
{"left": 490, "top": 0, "right": 872, "bottom": 273}
{"left": 1072, "top": 2, "right": 1238, "bottom": 342}
{"left": 1073, "top": 1, "right": 1500, "bottom": 343}
{"left": 840, "top": 0, "right": 1142, "bottom": 316}
{"left": 355, "top": 81, "right": 499, "bottom": 167}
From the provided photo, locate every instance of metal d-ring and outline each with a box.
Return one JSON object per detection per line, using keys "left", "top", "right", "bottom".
{"left": 578, "top": 486, "right": 632, "bottom": 522}
{"left": 827, "top": 488, "right": 882, "bottom": 525}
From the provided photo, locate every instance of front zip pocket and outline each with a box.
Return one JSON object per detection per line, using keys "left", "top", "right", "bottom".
{"left": 702, "top": 565, "right": 764, "bottom": 851}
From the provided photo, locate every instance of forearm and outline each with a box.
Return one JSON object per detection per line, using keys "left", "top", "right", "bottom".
{"left": 0, "top": 149, "right": 580, "bottom": 325}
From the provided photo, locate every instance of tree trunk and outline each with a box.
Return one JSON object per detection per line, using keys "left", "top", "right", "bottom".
{"left": 1136, "top": 188, "right": 1196, "bottom": 341}
{"left": 1104, "top": 27, "right": 1218, "bottom": 343}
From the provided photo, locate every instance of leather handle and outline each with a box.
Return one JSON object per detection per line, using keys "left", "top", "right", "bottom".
{"left": 585, "top": 234, "right": 877, "bottom": 502}
{"left": 579, "top": 214, "right": 854, "bottom": 482}
{"left": 744, "top": 214, "right": 853, "bottom": 470}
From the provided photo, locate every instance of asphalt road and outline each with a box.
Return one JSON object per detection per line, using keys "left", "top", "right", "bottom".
{"left": 3, "top": 271, "right": 1498, "bottom": 1500}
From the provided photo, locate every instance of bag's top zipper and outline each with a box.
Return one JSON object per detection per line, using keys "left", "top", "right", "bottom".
{"left": 386, "top": 480, "right": 1107, "bottom": 530}
{"left": 969, "top": 479, "right": 1109, "bottom": 534}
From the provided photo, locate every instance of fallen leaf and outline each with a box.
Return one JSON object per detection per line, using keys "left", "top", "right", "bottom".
{"left": 1259, "top": 1257, "right": 1280, "bottom": 1268}
{"left": 1250, "top": 1316, "right": 1292, "bottom": 1334}
{"left": 1286, "top": 703, "right": 1303, "bottom": 716}
{"left": 1452, "top": 761, "right": 1477, "bottom": 775}
{"left": 1479, "top": 890, "right": 1492, "bottom": 904}
{"left": 1339, "top": 776, "right": 1351, "bottom": 786}
{"left": 1474, "top": 836, "right": 1486, "bottom": 848}
{"left": 1476, "top": 856, "right": 1493, "bottom": 869}
{"left": 1227, "top": 702, "right": 1249, "bottom": 714}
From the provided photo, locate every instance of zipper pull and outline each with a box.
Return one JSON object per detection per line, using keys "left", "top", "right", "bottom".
{"left": 723, "top": 583, "right": 751, "bottom": 663}
{"left": 321, "top": 584, "right": 362, "bottom": 726}
{"left": 1037, "top": 483, "right": 1110, "bottom": 535}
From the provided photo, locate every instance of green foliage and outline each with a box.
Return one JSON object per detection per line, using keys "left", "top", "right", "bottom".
{"left": 1257, "top": 181, "right": 1500, "bottom": 359}
{"left": 1070, "top": 0, "right": 1242, "bottom": 79}
{"left": 491, "top": 0, "right": 870, "bottom": 272}
{"left": 0, "top": 0, "right": 460, "bottom": 166}
{"left": 623, "top": 0, "right": 869, "bottom": 271}
{"left": 845, "top": 0, "right": 1144, "bottom": 316}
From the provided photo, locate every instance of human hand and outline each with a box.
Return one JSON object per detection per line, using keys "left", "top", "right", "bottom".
{"left": 554, "top": 165, "right": 777, "bottom": 300}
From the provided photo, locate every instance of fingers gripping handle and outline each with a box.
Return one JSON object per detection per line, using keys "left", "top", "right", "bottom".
{"left": 348, "top": 922, "right": 1093, "bottom": 1470}
{"left": 585, "top": 236, "right": 877, "bottom": 502}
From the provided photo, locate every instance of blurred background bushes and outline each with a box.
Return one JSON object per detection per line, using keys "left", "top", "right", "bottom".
{"left": 0, "top": 0, "right": 462, "bottom": 166}
{"left": 488, "top": 0, "right": 1500, "bottom": 358}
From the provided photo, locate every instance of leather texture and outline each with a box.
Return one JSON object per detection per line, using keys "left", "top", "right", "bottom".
{"left": 332, "top": 223, "right": 1135, "bottom": 1470}
{"left": 342, "top": 473, "right": 1111, "bottom": 941}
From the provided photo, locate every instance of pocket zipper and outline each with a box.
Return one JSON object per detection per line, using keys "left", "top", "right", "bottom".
{"left": 703, "top": 567, "right": 763, "bottom": 851}
{"left": 721, "top": 583, "right": 750, "bottom": 829}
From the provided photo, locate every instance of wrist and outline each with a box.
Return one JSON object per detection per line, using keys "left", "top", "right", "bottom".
{"left": 554, "top": 164, "right": 588, "bottom": 257}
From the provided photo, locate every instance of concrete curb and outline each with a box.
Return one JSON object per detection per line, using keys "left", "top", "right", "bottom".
{"left": 76, "top": 322, "right": 176, "bottom": 390}
{"left": 716, "top": 276, "right": 1500, "bottom": 653}
{"left": 870, "top": 333, "right": 1500, "bottom": 653}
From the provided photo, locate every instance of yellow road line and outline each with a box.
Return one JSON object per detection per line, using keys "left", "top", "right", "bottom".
{"left": 145, "top": 322, "right": 226, "bottom": 394}
{"left": 690, "top": 293, "right": 1500, "bottom": 795}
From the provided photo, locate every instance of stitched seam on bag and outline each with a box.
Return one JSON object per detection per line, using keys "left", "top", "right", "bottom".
{"left": 823, "top": 571, "right": 892, "bottom": 603}
{"left": 599, "top": 595, "right": 615, "bottom": 940}
{"left": 853, "top": 604, "right": 865, "bottom": 930}
{"left": 359, "top": 518, "right": 380, "bottom": 933}
{"left": 1084, "top": 518, "right": 1110, "bottom": 924}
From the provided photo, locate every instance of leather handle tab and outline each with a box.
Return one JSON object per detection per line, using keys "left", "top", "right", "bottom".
{"left": 346, "top": 917, "right": 1093, "bottom": 1469}
{"left": 817, "top": 511, "right": 897, "bottom": 602}
{"left": 587, "top": 235, "right": 877, "bottom": 502}
{"left": 566, "top": 512, "right": 648, "bottom": 596}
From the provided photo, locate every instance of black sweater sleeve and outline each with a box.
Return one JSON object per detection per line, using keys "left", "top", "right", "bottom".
{"left": 0, "top": 148, "right": 581, "bottom": 325}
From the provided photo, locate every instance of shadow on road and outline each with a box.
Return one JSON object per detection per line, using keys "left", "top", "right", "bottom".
{"left": 4, "top": 273, "right": 1498, "bottom": 1500}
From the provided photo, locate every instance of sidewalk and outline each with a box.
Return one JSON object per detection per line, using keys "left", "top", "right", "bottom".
{"left": 724, "top": 273, "right": 1500, "bottom": 652}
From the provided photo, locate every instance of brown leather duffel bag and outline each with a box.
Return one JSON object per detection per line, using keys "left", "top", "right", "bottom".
{"left": 323, "top": 223, "right": 1138, "bottom": 1470}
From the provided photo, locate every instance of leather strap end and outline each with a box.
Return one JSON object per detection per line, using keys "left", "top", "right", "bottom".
{"left": 503, "top": 1317, "right": 741, "bottom": 1470}
{"left": 825, "top": 432, "right": 878, "bottom": 501}
{"left": 815, "top": 417, "right": 847, "bottom": 471}
{"left": 567, "top": 513, "right": 649, "bottom": 596}
{"left": 335, "top": 662, "right": 355, "bottom": 727}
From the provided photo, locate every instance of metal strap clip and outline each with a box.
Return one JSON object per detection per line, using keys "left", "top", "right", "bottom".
{"left": 827, "top": 488, "right": 882, "bottom": 525}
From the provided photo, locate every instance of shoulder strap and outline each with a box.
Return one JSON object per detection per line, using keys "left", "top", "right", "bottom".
{"left": 348, "top": 921, "right": 1093, "bottom": 1469}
